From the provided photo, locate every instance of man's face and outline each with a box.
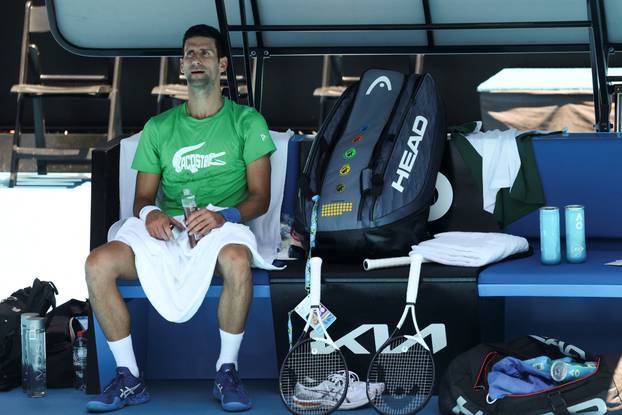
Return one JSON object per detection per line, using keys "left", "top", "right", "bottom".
{"left": 180, "top": 36, "right": 227, "bottom": 90}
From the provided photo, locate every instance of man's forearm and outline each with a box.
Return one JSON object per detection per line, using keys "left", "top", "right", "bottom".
{"left": 232, "top": 192, "right": 269, "bottom": 223}
{"left": 133, "top": 197, "right": 157, "bottom": 218}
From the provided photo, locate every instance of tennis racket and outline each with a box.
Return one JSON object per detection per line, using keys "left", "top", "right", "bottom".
{"left": 279, "top": 257, "right": 349, "bottom": 415}
{"left": 366, "top": 252, "right": 435, "bottom": 415}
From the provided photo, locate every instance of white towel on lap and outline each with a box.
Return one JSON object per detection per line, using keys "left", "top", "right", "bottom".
{"left": 411, "top": 232, "right": 529, "bottom": 267}
{"left": 112, "top": 215, "right": 282, "bottom": 323}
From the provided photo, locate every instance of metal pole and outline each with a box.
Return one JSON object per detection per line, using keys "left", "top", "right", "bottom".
{"left": 239, "top": 0, "right": 255, "bottom": 108}
{"left": 587, "top": 0, "right": 610, "bottom": 132}
{"left": 19, "top": 2, "right": 32, "bottom": 85}
{"left": 215, "top": 0, "right": 239, "bottom": 102}
{"left": 107, "top": 57, "right": 122, "bottom": 140}
{"left": 422, "top": 0, "right": 434, "bottom": 47}
{"left": 254, "top": 53, "right": 265, "bottom": 112}
{"left": 228, "top": 21, "right": 592, "bottom": 32}
{"left": 615, "top": 85, "right": 622, "bottom": 132}
{"left": 156, "top": 57, "right": 168, "bottom": 114}
{"left": 249, "top": 0, "right": 264, "bottom": 49}
{"left": 319, "top": 55, "right": 333, "bottom": 124}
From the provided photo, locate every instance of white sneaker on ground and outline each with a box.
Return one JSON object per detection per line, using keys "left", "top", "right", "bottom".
{"left": 292, "top": 370, "right": 386, "bottom": 410}
{"left": 293, "top": 377, "right": 344, "bottom": 409}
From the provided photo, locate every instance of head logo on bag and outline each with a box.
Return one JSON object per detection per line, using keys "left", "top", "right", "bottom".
{"left": 365, "top": 76, "right": 392, "bottom": 95}
{"left": 391, "top": 115, "right": 428, "bottom": 193}
{"left": 530, "top": 335, "right": 587, "bottom": 360}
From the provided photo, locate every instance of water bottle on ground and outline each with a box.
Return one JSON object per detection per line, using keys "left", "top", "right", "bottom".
{"left": 20, "top": 312, "right": 38, "bottom": 393}
{"left": 181, "top": 188, "right": 199, "bottom": 248}
{"left": 26, "top": 317, "right": 46, "bottom": 397}
{"left": 73, "top": 330, "right": 87, "bottom": 391}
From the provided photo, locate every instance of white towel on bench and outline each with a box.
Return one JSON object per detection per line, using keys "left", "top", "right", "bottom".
{"left": 411, "top": 231, "right": 529, "bottom": 267}
{"left": 466, "top": 128, "right": 521, "bottom": 214}
{"left": 112, "top": 214, "right": 283, "bottom": 323}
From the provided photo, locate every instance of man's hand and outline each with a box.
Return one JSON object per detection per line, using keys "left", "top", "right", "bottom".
{"left": 186, "top": 208, "right": 225, "bottom": 237}
{"left": 145, "top": 210, "right": 185, "bottom": 241}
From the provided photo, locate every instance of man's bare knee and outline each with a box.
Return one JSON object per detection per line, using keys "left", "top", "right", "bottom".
{"left": 85, "top": 242, "right": 136, "bottom": 288}
{"left": 218, "top": 245, "right": 251, "bottom": 284}
{"left": 218, "top": 244, "right": 251, "bottom": 267}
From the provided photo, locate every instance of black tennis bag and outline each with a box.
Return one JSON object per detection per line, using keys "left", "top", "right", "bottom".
{"left": 295, "top": 69, "right": 446, "bottom": 260}
{"left": 0, "top": 279, "right": 58, "bottom": 391}
{"left": 439, "top": 335, "right": 622, "bottom": 414}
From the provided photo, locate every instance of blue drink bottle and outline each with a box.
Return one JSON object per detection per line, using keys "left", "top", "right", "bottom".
{"left": 540, "top": 207, "right": 561, "bottom": 265}
{"left": 565, "top": 205, "right": 586, "bottom": 263}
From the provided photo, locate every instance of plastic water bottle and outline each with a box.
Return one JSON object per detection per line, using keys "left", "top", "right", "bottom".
{"left": 181, "top": 188, "right": 198, "bottom": 248}
{"left": 26, "top": 317, "right": 46, "bottom": 397}
{"left": 73, "top": 331, "right": 87, "bottom": 391}
{"left": 20, "top": 312, "right": 38, "bottom": 392}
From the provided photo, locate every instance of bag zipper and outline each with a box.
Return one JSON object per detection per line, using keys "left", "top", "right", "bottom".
{"left": 368, "top": 74, "right": 425, "bottom": 222}
{"left": 474, "top": 352, "right": 498, "bottom": 390}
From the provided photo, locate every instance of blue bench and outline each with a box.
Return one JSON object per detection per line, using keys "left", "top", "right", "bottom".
{"left": 92, "top": 271, "right": 278, "bottom": 391}
{"left": 478, "top": 133, "right": 622, "bottom": 352}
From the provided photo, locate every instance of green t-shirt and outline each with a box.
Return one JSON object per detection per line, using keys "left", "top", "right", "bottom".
{"left": 132, "top": 98, "right": 276, "bottom": 216}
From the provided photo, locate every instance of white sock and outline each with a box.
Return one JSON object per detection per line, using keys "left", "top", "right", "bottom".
{"left": 107, "top": 335, "right": 140, "bottom": 378}
{"left": 216, "top": 329, "right": 244, "bottom": 371}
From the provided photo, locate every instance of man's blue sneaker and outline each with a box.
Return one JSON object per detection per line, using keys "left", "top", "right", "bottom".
{"left": 86, "top": 367, "right": 150, "bottom": 413}
{"left": 213, "top": 363, "right": 252, "bottom": 412}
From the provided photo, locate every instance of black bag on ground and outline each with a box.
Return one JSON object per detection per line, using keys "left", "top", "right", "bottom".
{"left": 439, "top": 335, "right": 622, "bottom": 414}
{"left": 295, "top": 69, "right": 446, "bottom": 260}
{"left": 45, "top": 299, "right": 89, "bottom": 388}
{"left": 0, "top": 279, "right": 58, "bottom": 391}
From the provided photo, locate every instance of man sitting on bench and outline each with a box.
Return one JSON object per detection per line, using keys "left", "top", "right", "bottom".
{"left": 84, "top": 24, "right": 276, "bottom": 413}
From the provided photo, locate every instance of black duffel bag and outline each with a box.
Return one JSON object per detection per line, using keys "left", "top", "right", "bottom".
{"left": 439, "top": 335, "right": 622, "bottom": 414}
{"left": 0, "top": 279, "right": 58, "bottom": 391}
{"left": 45, "top": 299, "right": 89, "bottom": 388}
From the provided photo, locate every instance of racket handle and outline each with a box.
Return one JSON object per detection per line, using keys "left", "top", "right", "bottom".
{"left": 309, "top": 257, "right": 323, "bottom": 306}
{"left": 406, "top": 253, "right": 423, "bottom": 303}
{"left": 363, "top": 256, "right": 410, "bottom": 271}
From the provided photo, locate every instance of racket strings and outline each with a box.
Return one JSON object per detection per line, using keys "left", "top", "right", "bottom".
{"left": 280, "top": 341, "right": 348, "bottom": 415}
{"left": 368, "top": 337, "right": 434, "bottom": 415}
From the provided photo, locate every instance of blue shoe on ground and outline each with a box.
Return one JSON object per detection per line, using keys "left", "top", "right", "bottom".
{"left": 86, "top": 367, "right": 150, "bottom": 413}
{"left": 213, "top": 363, "right": 252, "bottom": 412}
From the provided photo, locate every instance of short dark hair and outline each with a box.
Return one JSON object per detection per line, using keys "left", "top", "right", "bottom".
{"left": 182, "top": 24, "right": 224, "bottom": 58}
